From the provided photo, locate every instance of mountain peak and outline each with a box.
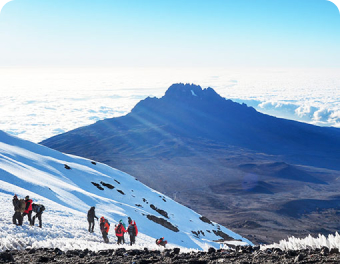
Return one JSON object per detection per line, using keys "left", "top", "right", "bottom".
{"left": 163, "top": 83, "right": 223, "bottom": 102}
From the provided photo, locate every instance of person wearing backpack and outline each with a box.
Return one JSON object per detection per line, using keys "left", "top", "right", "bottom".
{"left": 87, "top": 206, "right": 98, "bottom": 233}
{"left": 12, "top": 194, "right": 23, "bottom": 226}
{"left": 22, "top": 196, "right": 33, "bottom": 225}
{"left": 99, "top": 216, "right": 110, "bottom": 243}
{"left": 127, "top": 220, "right": 138, "bottom": 246}
{"left": 115, "top": 220, "right": 127, "bottom": 245}
{"left": 156, "top": 237, "right": 167, "bottom": 247}
{"left": 31, "top": 203, "right": 45, "bottom": 228}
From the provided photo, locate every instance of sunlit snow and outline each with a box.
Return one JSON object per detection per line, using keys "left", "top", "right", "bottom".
{"left": 0, "top": 130, "right": 252, "bottom": 252}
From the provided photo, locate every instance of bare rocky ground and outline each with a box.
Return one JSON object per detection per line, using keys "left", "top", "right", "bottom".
{"left": 1, "top": 246, "right": 340, "bottom": 264}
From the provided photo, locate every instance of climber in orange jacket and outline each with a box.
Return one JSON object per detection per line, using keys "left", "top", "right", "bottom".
{"left": 99, "top": 216, "right": 110, "bottom": 243}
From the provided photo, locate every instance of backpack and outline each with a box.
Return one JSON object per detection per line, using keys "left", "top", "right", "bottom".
{"left": 105, "top": 219, "right": 111, "bottom": 232}
{"left": 128, "top": 224, "right": 136, "bottom": 236}
{"left": 19, "top": 199, "right": 26, "bottom": 213}
{"left": 32, "top": 203, "right": 45, "bottom": 213}
{"left": 116, "top": 223, "right": 123, "bottom": 235}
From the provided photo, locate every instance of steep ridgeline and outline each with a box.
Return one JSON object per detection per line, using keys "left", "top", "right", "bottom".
{"left": 41, "top": 83, "right": 340, "bottom": 169}
{"left": 40, "top": 83, "right": 340, "bottom": 244}
{"left": 0, "top": 130, "right": 251, "bottom": 251}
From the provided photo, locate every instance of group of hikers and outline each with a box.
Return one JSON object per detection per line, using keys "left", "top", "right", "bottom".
{"left": 12, "top": 194, "right": 167, "bottom": 247}
{"left": 12, "top": 194, "right": 45, "bottom": 228}
{"left": 87, "top": 207, "right": 139, "bottom": 245}
{"left": 88, "top": 206, "right": 167, "bottom": 247}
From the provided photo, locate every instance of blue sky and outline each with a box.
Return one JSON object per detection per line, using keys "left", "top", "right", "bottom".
{"left": 0, "top": 0, "right": 339, "bottom": 68}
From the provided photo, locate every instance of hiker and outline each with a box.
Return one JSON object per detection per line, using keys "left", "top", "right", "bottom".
{"left": 115, "top": 220, "right": 127, "bottom": 245}
{"left": 99, "top": 216, "right": 110, "bottom": 243}
{"left": 119, "top": 219, "right": 126, "bottom": 243}
{"left": 128, "top": 216, "right": 132, "bottom": 225}
{"left": 12, "top": 195, "right": 23, "bottom": 226}
{"left": 31, "top": 203, "right": 45, "bottom": 228}
{"left": 87, "top": 206, "right": 98, "bottom": 233}
{"left": 127, "top": 220, "right": 138, "bottom": 246}
{"left": 22, "top": 195, "right": 33, "bottom": 225}
{"left": 156, "top": 237, "right": 167, "bottom": 247}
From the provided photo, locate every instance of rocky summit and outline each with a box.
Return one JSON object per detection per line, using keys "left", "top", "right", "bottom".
{"left": 2, "top": 246, "right": 340, "bottom": 264}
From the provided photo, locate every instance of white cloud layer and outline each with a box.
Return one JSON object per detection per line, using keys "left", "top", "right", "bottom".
{"left": 0, "top": 67, "right": 339, "bottom": 142}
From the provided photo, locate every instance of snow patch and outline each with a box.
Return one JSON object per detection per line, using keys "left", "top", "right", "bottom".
{"left": 191, "top": 90, "right": 197, "bottom": 96}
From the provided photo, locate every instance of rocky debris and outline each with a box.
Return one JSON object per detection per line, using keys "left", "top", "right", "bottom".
{"left": 191, "top": 230, "right": 205, "bottom": 238}
{"left": 3, "top": 246, "right": 340, "bottom": 263}
{"left": 146, "top": 215, "right": 179, "bottom": 232}
{"left": 100, "top": 181, "right": 115, "bottom": 189}
{"left": 150, "top": 204, "right": 169, "bottom": 219}
{"left": 200, "top": 216, "right": 213, "bottom": 225}
{"left": 64, "top": 164, "right": 71, "bottom": 170}
{"left": 213, "top": 229, "right": 235, "bottom": 241}
{"left": 91, "top": 182, "right": 104, "bottom": 190}
{"left": 117, "top": 189, "right": 125, "bottom": 195}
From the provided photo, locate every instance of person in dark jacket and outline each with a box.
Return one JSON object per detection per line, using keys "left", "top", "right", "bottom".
{"left": 127, "top": 220, "right": 138, "bottom": 246}
{"left": 156, "top": 237, "right": 167, "bottom": 247}
{"left": 99, "top": 216, "right": 110, "bottom": 243}
{"left": 115, "top": 221, "right": 127, "bottom": 245}
{"left": 12, "top": 195, "right": 23, "bottom": 226}
{"left": 22, "top": 195, "right": 33, "bottom": 225}
{"left": 32, "top": 204, "right": 45, "bottom": 228}
{"left": 87, "top": 206, "right": 98, "bottom": 233}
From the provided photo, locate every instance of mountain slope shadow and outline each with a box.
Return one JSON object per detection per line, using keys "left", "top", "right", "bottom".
{"left": 210, "top": 180, "right": 275, "bottom": 195}
{"left": 238, "top": 162, "right": 327, "bottom": 184}
{"left": 277, "top": 198, "right": 340, "bottom": 218}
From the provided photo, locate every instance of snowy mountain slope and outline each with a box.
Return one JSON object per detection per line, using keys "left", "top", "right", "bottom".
{"left": 0, "top": 130, "right": 252, "bottom": 251}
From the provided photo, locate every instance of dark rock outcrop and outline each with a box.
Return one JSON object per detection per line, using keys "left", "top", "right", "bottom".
{"left": 146, "top": 215, "right": 179, "bottom": 232}
{"left": 4, "top": 247, "right": 340, "bottom": 264}
{"left": 150, "top": 204, "right": 169, "bottom": 219}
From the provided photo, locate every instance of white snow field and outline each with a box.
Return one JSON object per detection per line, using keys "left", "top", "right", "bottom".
{"left": 0, "top": 130, "right": 252, "bottom": 252}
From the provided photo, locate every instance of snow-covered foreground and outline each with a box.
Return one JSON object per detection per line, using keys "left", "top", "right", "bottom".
{"left": 261, "top": 233, "right": 340, "bottom": 251}
{"left": 0, "top": 191, "right": 191, "bottom": 253}
{"left": 0, "top": 130, "right": 251, "bottom": 252}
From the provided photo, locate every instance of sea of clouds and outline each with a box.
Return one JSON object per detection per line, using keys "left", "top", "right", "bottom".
{"left": 0, "top": 67, "right": 339, "bottom": 143}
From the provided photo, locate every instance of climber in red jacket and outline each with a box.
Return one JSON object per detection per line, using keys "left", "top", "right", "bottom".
{"left": 22, "top": 195, "right": 33, "bottom": 225}
{"left": 115, "top": 221, "right": 127, "bottom": 245}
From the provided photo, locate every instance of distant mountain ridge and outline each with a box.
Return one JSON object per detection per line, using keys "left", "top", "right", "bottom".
{"left": 42, "top": 83, "right": 340, "bottom": 168}
{"left": 40, "top": 83, "right": 340, "bottom": 243}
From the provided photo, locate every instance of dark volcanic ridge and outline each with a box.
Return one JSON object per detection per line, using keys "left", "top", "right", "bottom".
{"left": 40, "top": 83, "right": 340, "bottom": 169}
